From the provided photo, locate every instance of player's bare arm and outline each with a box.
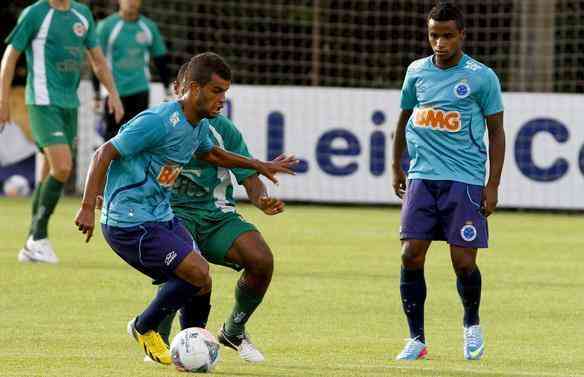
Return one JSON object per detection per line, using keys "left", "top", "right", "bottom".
{"left": 0, "top": 45, "right": 21, "bottom": 124}
{"left": 391, "top": 109, "right": 413, "bottom": 199}
{"left": 87, "top": 47, "right": 125, "bottom": 123}
{"left": 198, "top": 146, "right": 298, "bottom": 184}
{"left": 243, "top": 174, "right": 285, "bottom": 216}
{"left": 74, "top": 142, "right": 120, "bottom": 242}
{"left": 483, "top": 111, "right": 505, "bottom": 217}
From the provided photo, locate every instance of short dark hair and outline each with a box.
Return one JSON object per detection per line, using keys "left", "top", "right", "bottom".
{"left": 187, "top": 52, "right": 232, "bottom": 86}
{"left": 428, "top": 2, "right": 464, "bottom": 30}
{"left": 175, "top": 62, "right": 189, "bottom": 86}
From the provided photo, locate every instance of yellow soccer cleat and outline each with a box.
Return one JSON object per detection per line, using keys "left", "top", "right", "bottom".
{"left": 127, "top": 317, "right": 172, "bottom": 365}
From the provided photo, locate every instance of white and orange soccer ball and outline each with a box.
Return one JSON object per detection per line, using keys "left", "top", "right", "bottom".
{"left": 170, "top": 327, "right": 220, "bottom": 373}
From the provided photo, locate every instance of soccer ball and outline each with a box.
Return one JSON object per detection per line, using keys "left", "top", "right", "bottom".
{"left": 3, "top": 175, "right": 31, "bottom": 197}
{"left": 170, "top": 327, "right": 220, "bottom": 373}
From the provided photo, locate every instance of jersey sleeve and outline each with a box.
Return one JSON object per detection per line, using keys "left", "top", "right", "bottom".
{"left": 110, "top": 114, "right": 167, "bottom": 157}
{"left": 219, "top": 118, "right": 256, "bottom": 184}
{"left": 5, "top": 7, "right": 37, "bottom": 52}
{"left": 400, "top": 66, "right": 418, "bottom": 110}
{"left": 478, "top": 68, "right": 504, "bottom": 116}
{"left": 149, "top": 22, "right": 167, "bottom": 57}
{"left": 83, "top": 10, "right": 98, "bottom": 49}
{"left": 194, "top": 121, "right": 215, "bottom": 155}
{"left": 96, "top": 20, "right": 108, "bottom": 53}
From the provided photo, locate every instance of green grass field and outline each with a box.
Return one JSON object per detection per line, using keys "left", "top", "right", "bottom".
{"left": 0, "top": 197, "right": 583, "bottom": 377}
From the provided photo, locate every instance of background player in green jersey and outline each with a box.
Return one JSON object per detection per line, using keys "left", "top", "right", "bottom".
{"left": 0, "top": 0, "right": 124, "bottom": 264}
{"left": 150, "top": 63, "right": 287, "bottom": 363}
{"left": 92, "top": 0, "right": 171, "bottom": 141}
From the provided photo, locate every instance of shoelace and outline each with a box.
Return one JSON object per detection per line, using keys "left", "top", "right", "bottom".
{"left": 400, "top": 338, "right": 423, "bottom": 356}
{"left": 465, "top": 328, "right": 482, "bottom": 349}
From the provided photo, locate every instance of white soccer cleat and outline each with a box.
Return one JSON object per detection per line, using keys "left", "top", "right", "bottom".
{"left": 463, "top": 325, "right": 485, "bottom": 360}
{"left": 17, "top": 236, "right": 59, "bottom": 264}
{"left": 395, "top": 337, "right": 428, "bottom": 360}
{"left": 218, "top": 325, "right": 265, "bottom": 363}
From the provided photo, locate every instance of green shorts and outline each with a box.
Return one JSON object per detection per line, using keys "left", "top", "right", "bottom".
{"left": 27, "top": 105, "right": 78, "bottom": 149}
{"left": 175, "top": 210, "right": 258, "bottom": 271}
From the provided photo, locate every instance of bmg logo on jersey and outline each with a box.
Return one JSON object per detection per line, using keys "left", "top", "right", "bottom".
{"left": 157, "top": 163, "right": 182, "bottom": 188}
{"left": 414, "top": 108, "right": 461, "bottom": 132}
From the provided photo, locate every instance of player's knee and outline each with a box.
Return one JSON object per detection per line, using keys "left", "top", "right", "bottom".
{"left": 452, "top": 256, "right": 477, "bottom": 276}
{"left": 50, "top": 165, "right": 72, "bottom": 182}
{"left": 179, "top": 256, "right": 211, "bottom": 288}
{"left": 245, "top": 246, "right": 273, "bottom": 279}
{"left": 401, "top": 243, "right": 425, "bottom": 268}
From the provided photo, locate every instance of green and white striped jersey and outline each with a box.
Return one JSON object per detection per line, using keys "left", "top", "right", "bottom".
{"left": 6, "top": 0, "right": 98, "bottom": 108}
{"left": 97, "top": 13, "right": 166, "bottom": 97}
{"left": 170, "top": 115, "right": 257, "bottom": 218}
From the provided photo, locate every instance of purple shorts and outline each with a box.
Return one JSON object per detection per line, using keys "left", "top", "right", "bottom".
{"left": 102, "top": 217, "right": 196, "bottom": 283}
{"left": 400, "top": 179, "right": 488, "bottom": 248}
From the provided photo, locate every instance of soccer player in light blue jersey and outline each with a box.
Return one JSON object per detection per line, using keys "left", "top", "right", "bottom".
{"left": 74, "top": 52, "right": 297, "bottom": 365}
{"left": 391, "top": 2, "right": 505, "bottom": 361}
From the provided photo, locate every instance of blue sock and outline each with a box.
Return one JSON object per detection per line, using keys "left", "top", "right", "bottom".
{"left": 135, "top": 278, "right": 199, "bottom": 334}
{"left": 400, "top": 267, "right": 426, "bottom": 343}
{"left": 179, "top": 291, "right": 211, "bottom": 329}
{"left": 456, "top": 267, "right": 482, "bottom": 327}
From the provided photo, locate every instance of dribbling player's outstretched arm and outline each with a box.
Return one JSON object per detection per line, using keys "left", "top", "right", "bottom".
{"left": 483, "top": 112, "right": 505, "bottom": 217}
{"left": 197, "top": 146, "right": 298, "bottom": 184}
{"left": 391, "top": 109, "right": 413, "bottom": 199}
{"left": 74, "top": 142, "right": 120, "bottom": 242}
{"left": 87, "top": 47, "right": 125, "bottom": 123}
{"left": 0, "top": 46, "right": 21, "bottom": 125}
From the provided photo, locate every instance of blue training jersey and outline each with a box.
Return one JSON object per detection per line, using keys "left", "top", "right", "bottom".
{"left": 100, "top": 101, "right": 214, "bottom": 227}
{"left": 400, "top": 53, "right": 503, "bottom": 186}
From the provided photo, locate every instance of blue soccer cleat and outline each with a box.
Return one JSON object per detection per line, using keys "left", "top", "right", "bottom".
{"left": 464, "top": 325, "right": 484, "bottom": 360}
{"left": 395, "top": 337, "right": 428, "bottom": 360}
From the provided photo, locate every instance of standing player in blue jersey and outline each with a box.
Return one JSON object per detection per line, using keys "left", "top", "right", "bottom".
{"left": 391, "top": 2, "right": 505, "bottom": 361}
{"left": 74, "top": 52, "right": 297, "bottom": 365}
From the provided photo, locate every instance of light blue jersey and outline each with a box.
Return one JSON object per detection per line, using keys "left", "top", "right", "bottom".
{"left": 400, "top": 54, "right": 503, "bottom": 185}
{"left": 101, "top": 101, "right": 214, "bottom": 227}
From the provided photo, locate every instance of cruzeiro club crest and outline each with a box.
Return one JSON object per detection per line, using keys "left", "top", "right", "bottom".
{"left": 460, "top": 221, "right": 477, "bottom": 242}
{"left": 453, "top": 80, "right": 471, "bottom": 99}
{"left": 73, "top": 22, "right": 86, "bottom": 37}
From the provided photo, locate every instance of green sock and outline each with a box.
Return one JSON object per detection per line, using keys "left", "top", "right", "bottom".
{"left": 31, "top": 175, "right": 64, "bottom": 240}
{"left": 28, "top": 179, "right": 45, "bottom": 236}
{"left": 224, "top": 280, "right": 264, "bottom": 337}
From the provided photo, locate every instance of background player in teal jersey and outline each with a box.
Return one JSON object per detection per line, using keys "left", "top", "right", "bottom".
{"left": 391, "top": 2, "right": 505, "bottom": 361}
{"left": 149, "top": 63, "right": 286, "bottom": 364}
{"left": 74, "top": 52, "right": 297, "bottom": 365}
{"left": 0, "top": 0, "right": 124, "bottom": 264}
{"left": 92, "top": 0, "right": 171, "bottom": 141}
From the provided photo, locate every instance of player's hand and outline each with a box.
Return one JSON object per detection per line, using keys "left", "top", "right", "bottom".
{"left": 392, "top": 166, "right": 407, "bottom": 199}
{"left": 254, "top": 154, "right": 298, "bottom": 184}
{"left": 481, "top": 183, "right": 498, "bottom": 217}
{"left": 0, "top": 100, "right": 10, "bottom": 125}
{"left": 258, "top": 196, "right": 285, "bottom": 215}
{"left": 74, "top": 205, "right": 96, "bottom": 243}
{"left": 107, "top": 94, "right": 125, "bottom": 124}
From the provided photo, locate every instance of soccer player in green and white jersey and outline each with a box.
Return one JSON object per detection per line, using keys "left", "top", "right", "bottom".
{"left": 0, "top": 0, "right": 124, "bottom": 263}
{"left": 93, "top": 0, "right": 171, "bottom": 141}
{"left": 151, "top": 63, "right": 287, "bottom": 363}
